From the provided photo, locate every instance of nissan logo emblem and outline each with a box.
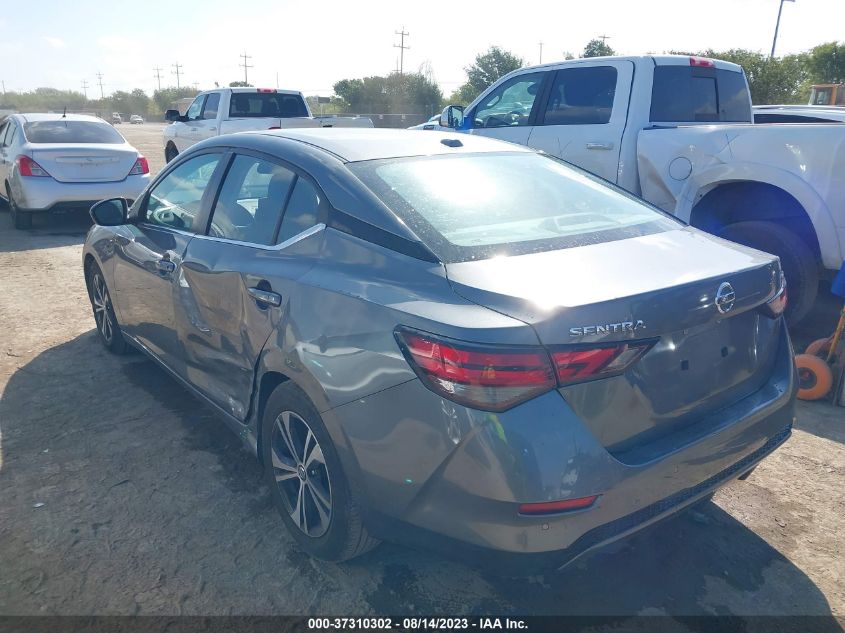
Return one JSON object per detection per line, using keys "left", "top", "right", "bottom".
{"left": 715, "top": 282, "right": 736, "bottom": 314}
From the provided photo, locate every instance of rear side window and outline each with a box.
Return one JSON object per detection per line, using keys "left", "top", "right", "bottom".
{"left": 23, "top": 121, "right": 124, "bottom": 144}
{"left": 541, "top": 66, "right": 617, "bottom": 125}
{"left": 650, "top": 66, "right": 751, "bottom": 122}
{"left": 277, "top": 178, "right": 320, "bottom": 244}
{"left": 229, "top": 93, "right": 308, "bottom": 118}
{"left": 208, "top": 155, "right": 295, "bottom": 245}
{"left": 202, "top": 93, "right": 220, "bottom": 120}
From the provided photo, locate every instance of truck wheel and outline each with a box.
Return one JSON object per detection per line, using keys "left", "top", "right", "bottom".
{"left": 165, "top": 144, "right": 179, "bottom": 163}
{"left": 719, "top": 221, "right": 818, "bottom": 325}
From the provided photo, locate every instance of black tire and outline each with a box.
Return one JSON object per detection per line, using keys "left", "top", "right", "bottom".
{"left": 8, "top": 188, "right": 32, "bottom": 229}
{"left": 165, "top": 143, "right": 179, "bottom": 163}
{"left": 85, "top": 262, "right": 130, "bottom": 354}
{"left": 719, "top": 220, "right": 818, "bottom": 325}
{"left": 260, "top": 382, "right": 378, "bottom": 561}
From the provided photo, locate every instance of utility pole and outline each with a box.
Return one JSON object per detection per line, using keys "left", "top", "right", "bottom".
{"left": 95, "top": 72, "right": 105, "bottom": 99}
{"left": 393, "top": 27, "right": 409, "bottom": 75}
{"left": 771, "top": 0, "right": 796, "bottom": 58}
{"left": 598, "top": 34, "right": 611, "bottom": 44}
{"left": 192, "top": 81, "right": 200, "bottom": 90}
{"left": 81, "top": 80, "right": 89, "bottom": 99}
{"left": 538, "top": 41, "right": 544, "bottom": 64}
{"left": 239, "top": 51, "right": 253, "bottom": 85}
{"left": 2, "top": 80, "right": 6, "bottom": 95}
{"left": 153, "top": 66, "right": 163, "bottom": 91}
{"left": 172, "top": 62, "right": 183, "bottom": 89}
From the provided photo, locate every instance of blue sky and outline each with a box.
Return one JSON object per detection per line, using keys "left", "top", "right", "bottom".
{"left": 1, "top": 0, "right": 842, "bottom": 97}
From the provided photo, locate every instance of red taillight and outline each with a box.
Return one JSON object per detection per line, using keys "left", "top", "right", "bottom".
{"left": 690, "top": 56, "right": 716, "bottom": 68}
{"left": 128, "top": 156, "right": 149, "bottom": 176}
{"left": 760, "top": 272, "right": 787, "bottom": 319}
{"left": 17, "top": 155, "right": 50, "bottom": 178}
{"left": 519, "top": 495, "right": 599, "bottom": 515}
{"left": 551, "top": 341, "right": 656, "bottom": 387}
{"left": 395, "top": 328, "right": 556, "bottom": 412}
{"left": 257, "top": 88, "right": 276, "bottom": 93}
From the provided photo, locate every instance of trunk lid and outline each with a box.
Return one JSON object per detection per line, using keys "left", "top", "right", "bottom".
{"left": 31, "top": 144, "right": 138, "bottom": 183}
{"left": 445, "top": 228, "right": 783, "bottom": 455}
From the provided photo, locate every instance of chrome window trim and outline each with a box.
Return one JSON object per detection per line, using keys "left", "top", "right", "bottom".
{"left": 188, "top": 222, "right": 326, "bottom": 251}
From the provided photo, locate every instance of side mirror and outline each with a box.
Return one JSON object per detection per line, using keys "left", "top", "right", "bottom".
{"left": 439, "top": 105, "right": 465, "bottom": 129}
{"left": 164, "top": 109, "right": 184, "bottom": 122}
{"left": 90, "top": 198, "right": 128, "bottom": 226}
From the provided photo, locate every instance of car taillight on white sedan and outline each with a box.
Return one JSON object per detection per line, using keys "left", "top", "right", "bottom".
{"left": 128, "top": 156, "right": 150, "bottom": 176}
{"left": 16, "top": 155, "right": 51, "bottom": 177}
{"left": 395, "top": 327, "right": 655, "bottom": 412}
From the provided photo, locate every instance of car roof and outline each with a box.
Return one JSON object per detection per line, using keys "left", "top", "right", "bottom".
{"left": 16, "top": 112, "right": 108, "bottom": 124}
{"left": 253, "top": 128, "right": 532, "bottom": 162}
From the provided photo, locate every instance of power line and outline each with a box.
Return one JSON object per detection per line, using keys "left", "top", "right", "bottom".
{"left": 95, "top": 71, "right": 105, "bottom": 99}
{"left": 393, "top": 27, "right": 409, "bottom": 75}
{"left": 153, "top": 67, "right": 163, "bottom": 91}
{"left": 172, "top": 62, "right": 183, "bottom": 89}
{"left": 81, "top": 79, "right": 89, "bottom": 99}
{"left": 239, "top": 51, "right": 253, "bottom": 85}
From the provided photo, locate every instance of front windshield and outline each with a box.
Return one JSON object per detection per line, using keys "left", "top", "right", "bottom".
{"left": 349, "top": 151, "right": 681, "bottom": 262}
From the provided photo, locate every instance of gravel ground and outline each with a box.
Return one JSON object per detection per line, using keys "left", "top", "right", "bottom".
{"left": 0, "top": 124, "right": 843, "bottom": 618}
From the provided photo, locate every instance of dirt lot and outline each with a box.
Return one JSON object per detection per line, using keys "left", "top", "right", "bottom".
{"left": 0, "top": 123, "right": 843, "bottom": 618}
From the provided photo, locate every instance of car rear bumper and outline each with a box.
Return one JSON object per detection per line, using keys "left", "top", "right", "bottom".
{"left": 12, "top": 174, "right": 149, "bottom": 212}
{"left": 329, "top": 323, "right": 796, "bottom": 565}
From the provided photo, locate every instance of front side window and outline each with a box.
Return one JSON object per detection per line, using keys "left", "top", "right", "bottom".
{"left": 472, "top": 72, "right": 544, "bottom": 128}
{"left": 208, "top": 155, "right": 295, "bottom": 245}
{"left": 202, "top": 93, "right": 220, "bottom": 120}
{"left": 144, "top": 153, "right": 221, "bottom": 232}
{"left": 23, "top": 121, "right": 124, "bottom": 144}
{"left": 350, "top": 152, "right": 680, "bottom": 263}
{"left": 541, "top": 66, "right": 617, "bottom": 125}
{"left": 186, "top": 95, "right": 206, "bottom": 121}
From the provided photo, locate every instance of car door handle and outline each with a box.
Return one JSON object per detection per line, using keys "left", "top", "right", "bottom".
{"left": 248, "top": 287, "right": 282, "bottom": 307}
{"left": 586, "top": 142, "right": 614, "bottom": 150}
{"left": 155, "top": 259, "right": 176, "bottom": 274}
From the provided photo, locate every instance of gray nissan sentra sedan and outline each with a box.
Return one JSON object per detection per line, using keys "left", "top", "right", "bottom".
{"left": 82, "top": 128, "right": 795, "bottom": 568}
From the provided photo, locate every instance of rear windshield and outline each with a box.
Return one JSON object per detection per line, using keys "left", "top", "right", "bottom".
{"left": 228, "top": 93, "right": 308, "bottom": 118}
{"left": 349, "top": 152, "right": 681, "bottom": 263}
{"left": 650, "top": 66, "right": 751, "bottom": 122}
{"left": 23, "top": 121, "right": 125, "bottom": 144}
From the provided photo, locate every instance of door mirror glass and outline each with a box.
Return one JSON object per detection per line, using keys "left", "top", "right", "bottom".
{"left": 164, "top": 109, "right": 184, "bottom": 122}
{"left": 90, "top": 198, "right": 128, "bottom": 226}
{"left": 440, "top": 105, "right": 464, "bottom": 129}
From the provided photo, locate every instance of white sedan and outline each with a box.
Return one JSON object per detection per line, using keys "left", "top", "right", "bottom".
{"left": 0, "top": 113, "right": 150, "bottom": 229}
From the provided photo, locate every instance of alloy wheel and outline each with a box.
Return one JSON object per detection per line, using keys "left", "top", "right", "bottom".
{"left": 91, "top": 273, "right": 114, "bottom": 343}
{"left": 270, "top": 410, "right": 333, "bottom": 538}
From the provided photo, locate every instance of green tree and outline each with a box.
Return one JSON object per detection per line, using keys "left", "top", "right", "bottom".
{"left": 582, "top": 39, "right": 615, "bottom": 58}
{"left": 701, "top": 49, "right": 809, "bottom": 104}
{"left": 806, "top": 41, "right": 845, "bottom": 83}
{"left": 333, "top": 72, "right": 442, "bottom": 114}
{"left": 229, "top": 81, "right": 253, "bottom": 87}
{"left": 152, "top": 87, "right": 200, "bottom": 114}
{"left": 453, "top": 46, "right": 524, "bottom": 104}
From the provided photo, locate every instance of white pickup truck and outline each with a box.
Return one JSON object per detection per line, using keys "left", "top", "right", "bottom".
{"left": 163, "top": 87, "right": 372, "bottom": 162}
{"left": 439, "top": 55, "right": 845, "bottom": 323}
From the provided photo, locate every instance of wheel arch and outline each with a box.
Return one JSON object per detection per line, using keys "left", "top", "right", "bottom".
{"left": 676, "top": 166, "right": 842, "bottom": 270}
